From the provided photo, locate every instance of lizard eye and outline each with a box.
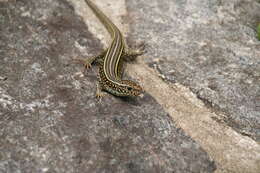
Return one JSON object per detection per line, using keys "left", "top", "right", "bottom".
{"left": 127, "top": 87, "right": 132, "bottom": 91}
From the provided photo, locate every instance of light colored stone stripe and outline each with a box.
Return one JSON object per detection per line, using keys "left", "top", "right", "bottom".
{"left": 127, "top": 61, "right": 260, "bottom": 173}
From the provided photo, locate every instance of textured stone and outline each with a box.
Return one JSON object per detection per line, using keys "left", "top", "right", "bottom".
{"left": 126, "top": 0, "right": 260, "bottom": 141}
{"left": 0, "top": 0, "right": 215, "bottom": 172}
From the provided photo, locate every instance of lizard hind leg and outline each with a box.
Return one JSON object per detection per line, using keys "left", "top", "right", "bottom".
{"left": 73, "top": 50, "right": 106, "bottom": 73}
{"left": 123, "top": 41, "right": 146, "bottom": 62}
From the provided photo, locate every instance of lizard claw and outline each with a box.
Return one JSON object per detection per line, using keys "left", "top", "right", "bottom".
{"left": 95, "top": 83, "right": 105, "bottom": 102}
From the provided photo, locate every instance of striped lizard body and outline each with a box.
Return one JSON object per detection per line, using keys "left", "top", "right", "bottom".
{"left": 83, "top": 0, "right": 144, "bottom": 97}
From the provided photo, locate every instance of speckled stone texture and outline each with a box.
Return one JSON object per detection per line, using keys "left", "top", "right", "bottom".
{"left": 0, "top": 0, "right": 215, "bottom": 172}
{"left": 126, "top": 0, "right": 260, "bottom": 141}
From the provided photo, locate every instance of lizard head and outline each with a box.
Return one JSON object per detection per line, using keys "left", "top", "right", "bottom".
{"left": 116, "top": 80, "right": 143, "bottom": 97}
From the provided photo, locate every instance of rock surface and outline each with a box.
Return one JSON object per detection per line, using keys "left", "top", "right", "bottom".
{"left": 1, "top": 0, "right": 260, "bottom": 172}
{"left": 0, "top": 0, "right": 216, "bottom": 172}
{"left": 126, "top": 0, "right": 260, "bottom": 141}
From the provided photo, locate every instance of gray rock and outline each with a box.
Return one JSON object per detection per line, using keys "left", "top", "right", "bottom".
{"left": 0, "top": 0, "right": 215, "bottom": 172}
{"left": 126, "top": 0, "right": 260, "bottom": 141}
